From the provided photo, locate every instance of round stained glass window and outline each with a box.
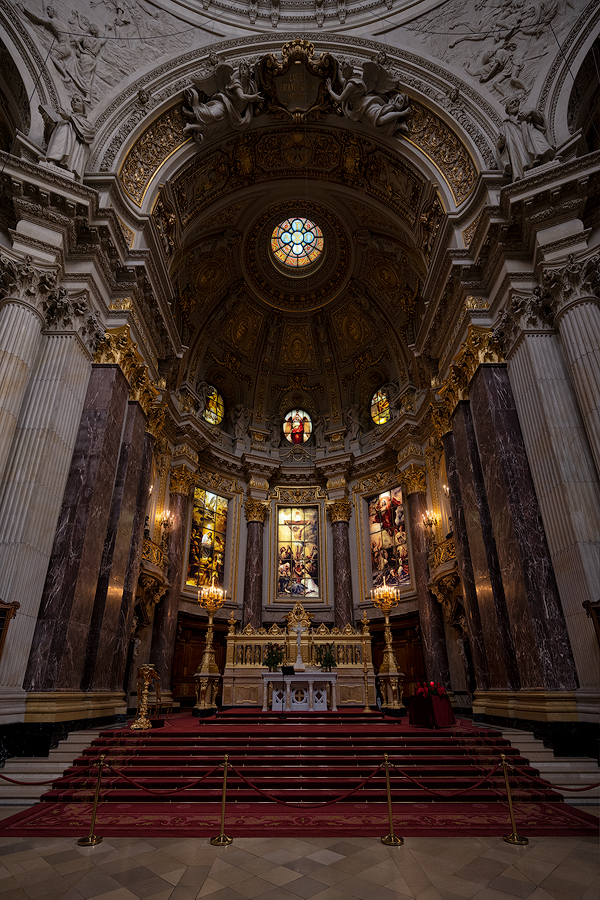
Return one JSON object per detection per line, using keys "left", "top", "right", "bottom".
{"left": 201, "top": 387, "right": 225, "bottom": 426}
{"left": 371, "top": 389, "right": 391, "bottom": 425}
{"left": 271, "top": 218, "right": 324, "bottom": 269}
{"left": 283, "top": 409, "right": 312, "bottom": 444}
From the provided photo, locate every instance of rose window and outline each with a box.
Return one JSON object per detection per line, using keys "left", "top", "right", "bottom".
{"left": 271, "top": 217, "right": 324, "bottom": 268}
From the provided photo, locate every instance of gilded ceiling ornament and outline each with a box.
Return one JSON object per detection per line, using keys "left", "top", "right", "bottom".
{"left": 93, "top": 325, "right": 159, "bottom": 416}
{"left": 406, "top": 104, "right": 477, "bottom": 205}
{"left": 169, "top": 464, "right": 197, "bottom": 496}
{"left": 257, "top": 41, "right": 336, "bottom": 121}
{"left": 119, "top": 104, "right": 188, "bottom": 206}
{"left": 222, "top": 300, "right": 264, "bottom": 356}
{"left": 245, "top": 499, "right": 269, "bottom": 523}
{"left": 279, "top": 323, "right": 316, "bottom": 370}
{"left": 326, "top": 498, "right": 352, "bottom": 523}
{"left": 399, "top": 463, "right": 427, "bottom": 495}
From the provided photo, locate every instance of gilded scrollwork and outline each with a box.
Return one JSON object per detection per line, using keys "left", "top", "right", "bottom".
{"left": 119, "top": 104, "right": 188, "bottom": 206}
{"left": 399, "top": 463, "right": 427, "bottom": 495}
{"left": 93, "top": 325, "right": 159, "bottom": 415}
{"left": 326, "top": 498, "right": 352, "bottom": 523}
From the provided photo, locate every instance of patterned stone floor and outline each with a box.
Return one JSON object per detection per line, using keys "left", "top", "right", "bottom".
{"left": 0, "top": 807, "right": 598, "bottom": 900}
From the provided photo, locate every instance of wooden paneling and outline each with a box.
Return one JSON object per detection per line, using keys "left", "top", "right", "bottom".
{"left": 171, "top": 613, "right": 227, "bottom": 707}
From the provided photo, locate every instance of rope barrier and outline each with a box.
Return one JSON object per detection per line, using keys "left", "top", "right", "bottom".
{"left": 0, "top": 761, "right": 98, "bottom": 786}
{"left": 502, "top": 764, "right": 600, "bottom": 793}
{"left": 388, "top": 760, "right": 504, "bottom": 797}
{"left": 228, "top": 761, "right": 384, "bottom": 809}
{"left": 104, "top": 761, "right": 222, "bottom": 796}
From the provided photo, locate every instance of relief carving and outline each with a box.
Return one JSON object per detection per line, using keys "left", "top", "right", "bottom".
{"left": 183, "top": 63, "right": 262, "bottom": 144}
{"left": 326, "top": 61, "right": 411, "bottom": 137}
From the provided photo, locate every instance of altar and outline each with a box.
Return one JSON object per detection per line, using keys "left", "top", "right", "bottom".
{"left": 261, "top": 670, "right": 338, "bottom": 712}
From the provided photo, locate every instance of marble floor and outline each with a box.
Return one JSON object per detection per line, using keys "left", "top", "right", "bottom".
{"left": 0, "top": 808, "right": 598, "bottom": 900}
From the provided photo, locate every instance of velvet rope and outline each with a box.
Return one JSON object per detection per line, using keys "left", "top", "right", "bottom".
{"left": 506, "top": 766, "right": 600, "bottom": 793}
{"left": 0, "top": 761, "right": 98, "bottom": 786}
{"left": 227, "top": 762, "right": 384, "bottom": 809}
{"left": 104, "top": 761, "right": 222, "bottom": 795}
{"left": 388, "top": 759, "right": 504, "bottom": 797}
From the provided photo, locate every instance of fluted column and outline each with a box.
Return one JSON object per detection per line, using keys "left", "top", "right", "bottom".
{"left": 469, "top": 364, "right": 577, "bottom": 691}
{"left": 0, "top": 329, "right": 93, "bottom": 717}
{"left": 401, "top": 465, "right": 450, "bottom": 685}
{"left": 327, "top": 498, "right": 353, "bottom": 628}
{"left": 442, "top": 430, "right": 490, "bottom": 691}
{"left": 24, "top": 364, "right": 130, "bottom": 692}
{"left": 150, "top": 465, "right": 196, "bottom": 692}
{"left": 242, "top": 499, "right": 269, "bottom": 630}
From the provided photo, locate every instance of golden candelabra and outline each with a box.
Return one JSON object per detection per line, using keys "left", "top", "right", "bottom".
{"left": 362, "top": 638, "right": 370, "bottom": 713}
{"left": 194, "top": 574, "right": 227, "bottom": 716}
{"left": 131, "top": 664, "right": 161, "bottom": 730}
{"left": 370, "top": 579, "right": 402, "bottom": 712}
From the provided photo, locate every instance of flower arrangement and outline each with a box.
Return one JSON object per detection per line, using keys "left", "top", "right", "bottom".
{"left": 316, "top": 642, "right": 337, "bottom": 672}
{"left": 264, "top": 642, "right": 285, "bottom": 671}
{"left": 416, "top": 681, "right": 447, "bottom": 697}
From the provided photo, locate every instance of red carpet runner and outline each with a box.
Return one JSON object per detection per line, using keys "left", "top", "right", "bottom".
{"left": 1, "top": 710, "right": 597, "bottom": 837}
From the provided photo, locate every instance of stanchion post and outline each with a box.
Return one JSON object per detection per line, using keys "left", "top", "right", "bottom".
{"left": 210, "top": 754, "right": 233, "bottom": 846}
{"left": 381, "top": 754, "right": 403, "bottom": 846}
{"left": 77, "top": 754, "right": 105, "bottom": 847}
{"left": 500, "top": 753, "right": 528, "bottom": 846}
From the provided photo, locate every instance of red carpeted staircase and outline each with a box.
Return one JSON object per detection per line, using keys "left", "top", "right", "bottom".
{"left": 1, "top": 709, "right": 597, "bottom": 837}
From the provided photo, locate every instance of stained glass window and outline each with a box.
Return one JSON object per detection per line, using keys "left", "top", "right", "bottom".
{"left": 283, "top": 409, "right": 312, "bottom": 444}
{"left": 186, "top": 488, "right": 228, "bottom": 589}
{"left": 371, "top": 388, "right": 391, "bottom": 425}
{"left": 277, "top": 506, "right": 320, "bottom": 599}
{"left": 201, "top": 387, "right": 224, "bottom": 426}
{"left": 366, "top": 487, "right": 410, "bottom": 590}
{"left": 271, "top": 217, "right": 324, "bottom": 268}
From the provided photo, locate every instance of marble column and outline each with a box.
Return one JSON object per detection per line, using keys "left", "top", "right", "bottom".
{"left": 23, "top": 365, "right": 129, "bottom": 692}
{"left": 442, "top": 430, "right": 490, "bottom": 691}
{"left": 469, "top": 364, "right": 577, "bottom": 690}
{"left": 150, "top": 465, "right": 196, "bottom": 692}
{"left": 0, "top": 257, "right": 47, "bottom": 486}
{"left": 0, "top": 330, "right": 92, "bottom": 717}
{"left": 327, "top": 498, "right": 353, "bottom": 628}
{"left": 111, "top": 429, "right": 156, "bottom": 692}
{"left": 402, "top": 465, "right": 450, "bottom": 686}
{"left": 507, "top": 327, "right": 600, "bottom": 693}
{"left": 452, "top": 401, "right": 519, "bottom": 691}
{"left": 82, "top": 401, "right": 148, "bottom": 692}
{"left": 242, "top": 500, "right": 268, "bottom": 630}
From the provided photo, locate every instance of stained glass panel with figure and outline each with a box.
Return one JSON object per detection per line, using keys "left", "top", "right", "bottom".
{"left": 186, "top": 488, "right": 228, "bottom": 588}
{"left": 277, "top": 506, "right": 320, "bottom": 599}
{"left": 366, "top": 486, "right": 409, "bottom": 589}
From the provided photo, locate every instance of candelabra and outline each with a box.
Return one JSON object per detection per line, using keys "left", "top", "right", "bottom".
{"left": 131, "top": 664, "right": 161, "bottom": 731}
{"left": 193, "top": 575, "right": 227, "bottom": 716}
{"left": 370, "top": 579, "right": 403, "bottom": 713}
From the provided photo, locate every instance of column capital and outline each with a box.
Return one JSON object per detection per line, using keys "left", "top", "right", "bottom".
{"left": 399, "top": 463, "right": 427, "bottom": 495}
{"left": 326, "top": 498, "right": 352, "bottom": 523}
{"left": 168, "top": 464, "right": 197, "bottom": 496}
{"left": 541, "top": 252, "right": 600, "bottom": 320}
{"left": 437, "top": 325, "right": 504, "bottom": 414}
{"left": 494, "top": 291, "right": 555, "bottom": 358}
{"left": 0, "top": 254, "right": 53, "bottom": 317}
{"left": 245, "top": 499, "right": 269, "bottom": 523}
{"left": 94, "top": 325, "right": 159, "bottom": 416}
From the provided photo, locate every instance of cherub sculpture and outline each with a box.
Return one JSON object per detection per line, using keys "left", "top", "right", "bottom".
{"left": 326, "top": 61, "right": 411, "bottom": 137}
{"left": 183, "top": 62, "right": 262, "bottom": 144}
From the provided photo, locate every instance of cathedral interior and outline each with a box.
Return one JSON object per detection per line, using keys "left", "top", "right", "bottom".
{"left": 0, "top": 0, "right": 599, "bottom": 771}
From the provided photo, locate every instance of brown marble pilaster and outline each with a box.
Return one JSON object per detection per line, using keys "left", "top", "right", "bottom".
{"left": 150, "top": 466, "right": 196, "bottom": 691}
{"left": 327, "top": 499, "right": 353, "bottom": 627}
{"left": 469, "top": 364, "right": 577, "bottom": 690}
{"left": 402, "top": 466, "right": 450, "bottom": 686}
{"left": 24, "top": 365, "right": 129, "bottom": 691}
{"left": 82, "top": 401, "right": 148, "bottom": 692}
{"left": 442, "top": 430, "right": 490, "bottom": 691}
{"left": 242, "top": 500, "right": 268, "bottom": 630}
{"left": 111, "top": 429, "right": 155, "bottom": 691}
{"left": 452, "top": 401, "right": 519, "bottom": 691}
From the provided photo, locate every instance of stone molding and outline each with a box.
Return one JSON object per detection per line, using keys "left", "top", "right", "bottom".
{"left": 168, "top": 464, "right": 197, "bottom": 496}
{"left": 437, "top": 325, "right": 504, "bottom": 415}
{"left": 398, "top": 462, "right": 427, "bottom": 495}
{"left": 93, "top": 325, "right": 159, "bottom": 416}
{"left": 326, "top": 498, "right": 352, "bottom": 523}
{"left": 245, "top": 499, "right": 269, "bottom": 523}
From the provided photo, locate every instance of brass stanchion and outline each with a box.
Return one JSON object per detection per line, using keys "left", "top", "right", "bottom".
{"left": 77, "top": 755, "right": 105, "bottom": 847}
{"left": 500, "top": 753, "right": 528, "bottom": 846}
{"left": 210, "top": 754, "right": 233, "bottom": 846}
{"left": 381, "top": 754, "right": 403, "bottom": 846}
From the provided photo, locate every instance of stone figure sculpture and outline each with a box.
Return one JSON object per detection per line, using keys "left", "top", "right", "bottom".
{"left": 183, "top": 62, "right": 262, "bottom": 143}
{"left": 497, "top": 97, "right": 555, "bottom": 180}
{"left": 232, "top": 404, "right": 251, "bottom": 441}
{"left": 40, "top": 96, "right": 95, "bottom": 181}
{"left": 196, "top": 380, "right": 213, "bottom": 416}
{"left": 381, "top": 382, "right": 402, "bottom": 419}
{"left": 313, "top": 414, "right": 326, "bottom": 449}
{"left": 344, "top": 405, "right": 361, "bottom": 442}
{"left": 19, "top": 4, "right": 76, "bottom": 90}
{"left": 326, "top": 61, "right": 411, "bottom": 137}
{"left": 315, "top": 0, "right": 324, "bottom": 27}
{"left": 268, "top": 414, "right": 281, "bottom": 449}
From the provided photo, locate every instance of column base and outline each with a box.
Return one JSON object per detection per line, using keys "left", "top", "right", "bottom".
{"left": 472, "top": 690, "right": 578, "bottom": 723}
{"left": 24, "top": 691, "right": 127, "bottom": 724}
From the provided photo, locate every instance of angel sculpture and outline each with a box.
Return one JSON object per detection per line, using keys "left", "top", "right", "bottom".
{"left": 326, "top": 61, "right": 411, "bottom": 137}
{"left": 183, "top": 62, "right": 262, "bottom": 144}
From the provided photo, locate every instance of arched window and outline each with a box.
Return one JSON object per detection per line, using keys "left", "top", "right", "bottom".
{"left": 186, "top": 488, "right": 229, "bottom": 589}
{"left": 283, "top": 409, "right": 312, "bottom": 444}
{"left": 201, "top": 387, "right": 225, "bottom": 425}
{"left": 366, "top": 486, "right": 409, "bottom": 589}
{"left": 371, "top": 388, "right": 390, "bottom": 425}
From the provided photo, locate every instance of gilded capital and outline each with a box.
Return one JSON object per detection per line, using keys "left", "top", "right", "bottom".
{"left": 327, "top": 498, "right": 352, "bottom": 523}
{"left": 145, "top": 404, "right": 165, "bottom": 439}
{"left": 438, "top": 325, "right": 504, "bottom": 414}
{"left": 94, "top": 325, "right": 159, "bottom": 416}
{"left": 399, "top": 463, "right": 427, "bottom": 495}
{"left": 430, "top": 401, "right": 452, "bottom": 440}
{"left": 169, "top": 464, "right": 197, "bottom": 496}
{"left": 245, "top": 499, "right": 269, "bottom": 523}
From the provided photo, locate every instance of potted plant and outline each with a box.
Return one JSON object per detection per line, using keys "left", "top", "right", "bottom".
{"left": 316, "top": 642, "right": 337, "bottom": 672}
{"left": 264, "top": 642, "right": 285, "bottom": 672}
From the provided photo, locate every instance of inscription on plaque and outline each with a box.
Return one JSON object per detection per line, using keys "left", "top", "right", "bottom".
{"left": 275, "top": 62, "right": 322, "bottom": 112}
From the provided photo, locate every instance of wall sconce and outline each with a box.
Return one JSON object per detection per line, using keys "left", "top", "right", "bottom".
{"left": 422, "top": 510, "right": 438, "bottom": 529}
{"left": 442, "top": 484, "right": 449, "bottom": 498}
{"left": 158, "top": 509, "right": 174, "bottom": 530}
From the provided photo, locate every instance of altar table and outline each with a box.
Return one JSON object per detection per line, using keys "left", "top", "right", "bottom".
{"left": 261, "top": 671, "right": 338, "bottom": 712}
{"left": 408, "top": 693, "right": 456, "bottom": 728}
